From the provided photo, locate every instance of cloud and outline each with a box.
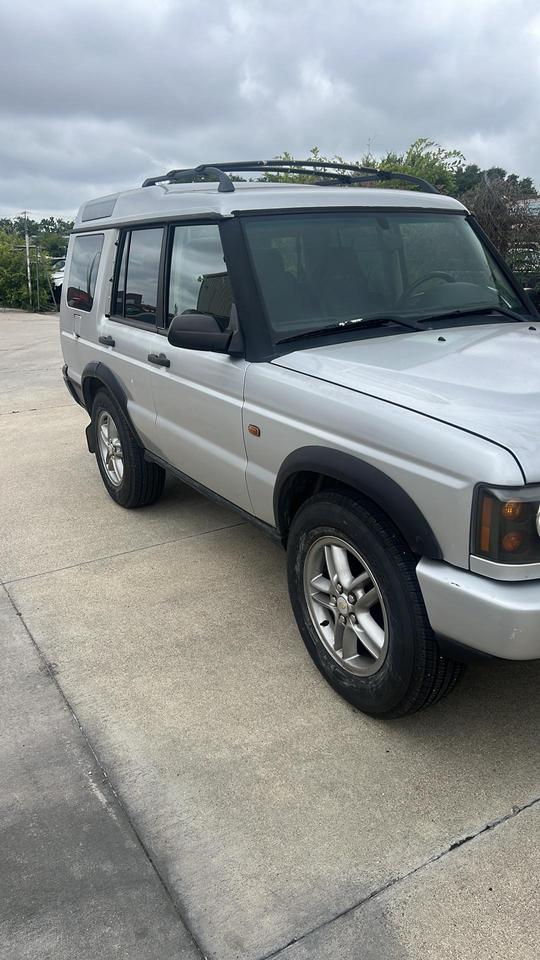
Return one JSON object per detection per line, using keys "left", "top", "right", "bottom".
{"left": 1, "top": 0, "right": 539, "bottom": 218}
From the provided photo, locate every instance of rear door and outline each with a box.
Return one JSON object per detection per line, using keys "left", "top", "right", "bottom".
{"left": 151, "top": 222, "right": 252, "bottom": 511}
{"left": 94, "top": 226, "right": 168, "bottom": 452}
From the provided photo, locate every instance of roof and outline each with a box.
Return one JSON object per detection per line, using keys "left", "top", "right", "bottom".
{"left": 73, "top": 180, "right": 467, "bottom": 232}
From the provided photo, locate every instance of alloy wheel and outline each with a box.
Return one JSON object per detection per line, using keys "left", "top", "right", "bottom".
{"left": 97, "top": 410, "right": 124, "bottom": 487}
{"left": 303, "top": 535, "right": 389, "bottom": 676}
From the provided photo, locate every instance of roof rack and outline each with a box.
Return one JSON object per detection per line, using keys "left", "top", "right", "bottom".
{"left": 141, "top": 159, "right": 439, "bottom": 194}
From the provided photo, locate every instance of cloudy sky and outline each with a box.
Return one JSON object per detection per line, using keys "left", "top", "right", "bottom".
{"left": 1, "top": 0, "right": 539, "bottom": 220}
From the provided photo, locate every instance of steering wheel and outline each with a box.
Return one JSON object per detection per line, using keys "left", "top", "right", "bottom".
{"left": 399, "top": 271, "right": 455, "bottom": 305}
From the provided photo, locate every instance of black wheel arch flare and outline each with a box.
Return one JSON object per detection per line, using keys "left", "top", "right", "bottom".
{"left": 81, "top": 361, "right": 143, "bottom": 453}
{"left": 274, "top": 446, "right": 442, "bottom": 559}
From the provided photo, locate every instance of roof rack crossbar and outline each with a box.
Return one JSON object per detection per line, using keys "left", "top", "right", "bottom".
{"left": 142, "top": 165, "right": 235, "bottom": 192}
{"left": 141, "top": 160, "right": 439, "bottom": 194}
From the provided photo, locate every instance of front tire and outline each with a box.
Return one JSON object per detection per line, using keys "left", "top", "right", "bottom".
{"left": 91, "top": 390, "right": 165, "bottom": 508}
{"left": 287, "top": 491, "right": 464, "bottom": 718}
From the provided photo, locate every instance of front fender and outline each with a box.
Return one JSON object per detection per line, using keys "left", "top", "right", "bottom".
{"left": 274, "top": 446, "right": 442, "bottom": 559}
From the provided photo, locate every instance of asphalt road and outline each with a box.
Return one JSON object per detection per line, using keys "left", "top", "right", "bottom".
{"left": 1, "top": 310, "right": 539, "bottom": 959}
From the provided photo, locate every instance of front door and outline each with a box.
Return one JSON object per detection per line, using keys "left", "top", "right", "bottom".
{"left": 151, "top": 222, "right": 252, "bottom": 512}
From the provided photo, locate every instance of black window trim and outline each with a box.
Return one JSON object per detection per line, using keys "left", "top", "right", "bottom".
{"left": 67, "top": 232, "right": 105, "bottom": 313}
{"left": 110, "top": 218, "right": 231, "bottom": 335}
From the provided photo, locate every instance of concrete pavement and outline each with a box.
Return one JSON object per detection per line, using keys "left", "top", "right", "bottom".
{"left": 0, "top": 574, "right": 201, "bottom": 960}
{"left": 1, "top": 311, "right": 539, "bottom": 959}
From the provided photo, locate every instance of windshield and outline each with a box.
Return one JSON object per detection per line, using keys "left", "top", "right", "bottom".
{"left": 243, "top": 211, "right": 526, "bottom": 340}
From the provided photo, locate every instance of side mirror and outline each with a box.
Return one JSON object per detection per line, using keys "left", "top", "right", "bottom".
{"left": 167, "top": 313, "right": 231, "bottom": 352}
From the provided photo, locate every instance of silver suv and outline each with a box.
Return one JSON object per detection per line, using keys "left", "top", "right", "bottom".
{"left": 60, "top": 159, "right": 540, "bottom": 718}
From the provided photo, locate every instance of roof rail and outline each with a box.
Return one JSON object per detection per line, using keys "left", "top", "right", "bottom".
{"left": 141, "top": 159, "right": 439, "bottom": 195}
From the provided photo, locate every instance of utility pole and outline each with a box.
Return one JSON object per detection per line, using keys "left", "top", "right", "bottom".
{"left": 34, "top": 244, "right": 41, "bottom": 312}
{"left": 21, "top": 210, "right": 32, "bottom": 307}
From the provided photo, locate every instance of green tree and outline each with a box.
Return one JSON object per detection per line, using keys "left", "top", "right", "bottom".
{"left": 454, "top": 163, "right": 483, "bottom": 195}
{"left": 0, "top": 231, "right": 32, "bottom": 307}
{"left": 265, "top": 139, "right": 464, "bottom": 192}
{"left": 374, "top": 138, "right": 464, "bottom": 193}
{"left": 0, "top": 215, "right": 73, "bottom": 259}
{"left": 461, "top": 178, "right": 540, "bottom": 258}
{"left": 0, "top": 215, "right": 73, "bottom": 308}
{"left": 0, "top": 229, "right": 56, "bottom": 309}
{"left": 267, "top": 141, "right": 538, "bottom": 199}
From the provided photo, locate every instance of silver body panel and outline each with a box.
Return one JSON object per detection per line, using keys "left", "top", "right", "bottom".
{"left": 271, "top": 326, "right": 540, "bottom": 480}
{"left": 151, "top": 348, "right": 252, "bottom": 511}
{"left": 243, "top": 358, "right": 523, "bottom": 569}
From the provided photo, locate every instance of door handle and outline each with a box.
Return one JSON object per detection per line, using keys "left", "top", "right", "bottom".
{"left": 99, "top": 335, "right": 115, "bottom": 347}
{"left": 148, "top": 352, "right": 170, "bottom": 368}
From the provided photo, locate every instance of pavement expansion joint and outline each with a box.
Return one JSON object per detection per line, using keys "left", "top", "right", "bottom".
{"left": 0, "top": 402, "right": 73, "bottom": 417}
{"left": 2, "top": 520, "right": 246, "bottom": 585}
{"left": 259, "top": 792, "right": 540, "bottom": 960}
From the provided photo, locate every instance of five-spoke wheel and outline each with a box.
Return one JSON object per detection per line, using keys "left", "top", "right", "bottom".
{"left": 287, "top": 491, "right": 464, "bottom": 717}
{"left": 97, "top": 410, "right": 124, "bottom": 487}
{"left": 304, "top": 536, "right": 388, "bottom": 676}
{"left": 91, "top": 389, "right": 165, "bottom": 508}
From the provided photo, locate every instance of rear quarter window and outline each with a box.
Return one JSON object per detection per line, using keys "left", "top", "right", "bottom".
{"left": 66, "top": 234, "right": 104, "bottom": 311}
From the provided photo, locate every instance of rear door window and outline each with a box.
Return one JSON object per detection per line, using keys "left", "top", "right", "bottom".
{"left": 66, "top": 234, "right": 104, "bottom": 311}
{"left": 113, "top": 227, "right": 164, "bottom": 326}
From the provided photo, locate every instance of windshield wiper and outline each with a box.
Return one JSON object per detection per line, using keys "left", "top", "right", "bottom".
{"left": 275, "top": 304, "right": 533, "bottom": 346}
{"left": 416, "top": 304, "right": 530, "bottom": 324}
{"left": 276, "top": 314, "right": 422, "bottom": 345}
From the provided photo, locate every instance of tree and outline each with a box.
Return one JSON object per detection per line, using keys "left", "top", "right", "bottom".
{"left": 0, "top": 215, "right": 73, "bottom": 258}
{"left": 374, "top": 138, "right": 464, "bottom": 194}
{"left": 454, "top": 166, "right": 536, "bottom": 199}
{"left": 0, "top": 231, "right": 32, "bottom": 307}
{"left": 460, "top": 178, "right": 540, "bottom": 256}
{"left": 454, "top": 164, "right": 483, "bottom": 195}
{"left": 264, "top": 140, "right": 465, "bottom": 192}
{"left": 0, "top": 229, "right": 56, "bottom": 309}
{"left": 268, "top": 141, "right": 538, "bottom": 200}
{"left": 0, "top": 215, "right": 73, "bottom": 308}
{"left": 460, "top": 178, "right": 540, "bottom": 286}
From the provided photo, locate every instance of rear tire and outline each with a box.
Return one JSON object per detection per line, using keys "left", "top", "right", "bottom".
{"left": 91, "top": 389, "right": 165, "bottom": 508}
{"left": 287, "top": 491, "right": 464, "bottom": 718}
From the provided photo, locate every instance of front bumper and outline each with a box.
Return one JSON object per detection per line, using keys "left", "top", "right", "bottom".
{"left": 417, "top": 559, "right": 540, "bottom": 660}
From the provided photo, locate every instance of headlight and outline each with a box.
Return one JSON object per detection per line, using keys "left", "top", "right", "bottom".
{"left": 472, "top": 485, "right": 540, "bottom": 564}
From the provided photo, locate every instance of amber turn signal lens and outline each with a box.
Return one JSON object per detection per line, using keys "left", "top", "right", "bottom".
{"left": 502, "top": 501, "right": 525, "bottom": 521}
{"left": 480, "top": 496, "right": 493, "bottom": 553}
{"left": 501, "top": 531, "right": 524, "bottom": 552}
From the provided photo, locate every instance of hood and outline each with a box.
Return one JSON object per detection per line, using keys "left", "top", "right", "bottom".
{"left": 272, "top": 323, "right": 540, "bottom": 481}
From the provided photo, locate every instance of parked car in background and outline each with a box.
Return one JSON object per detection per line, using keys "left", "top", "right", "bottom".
{"left": 51, "top": 256, "right": 65, "bottom": 305}
{"left": 60, "top": 159, "right": 540, "bottom": 718}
